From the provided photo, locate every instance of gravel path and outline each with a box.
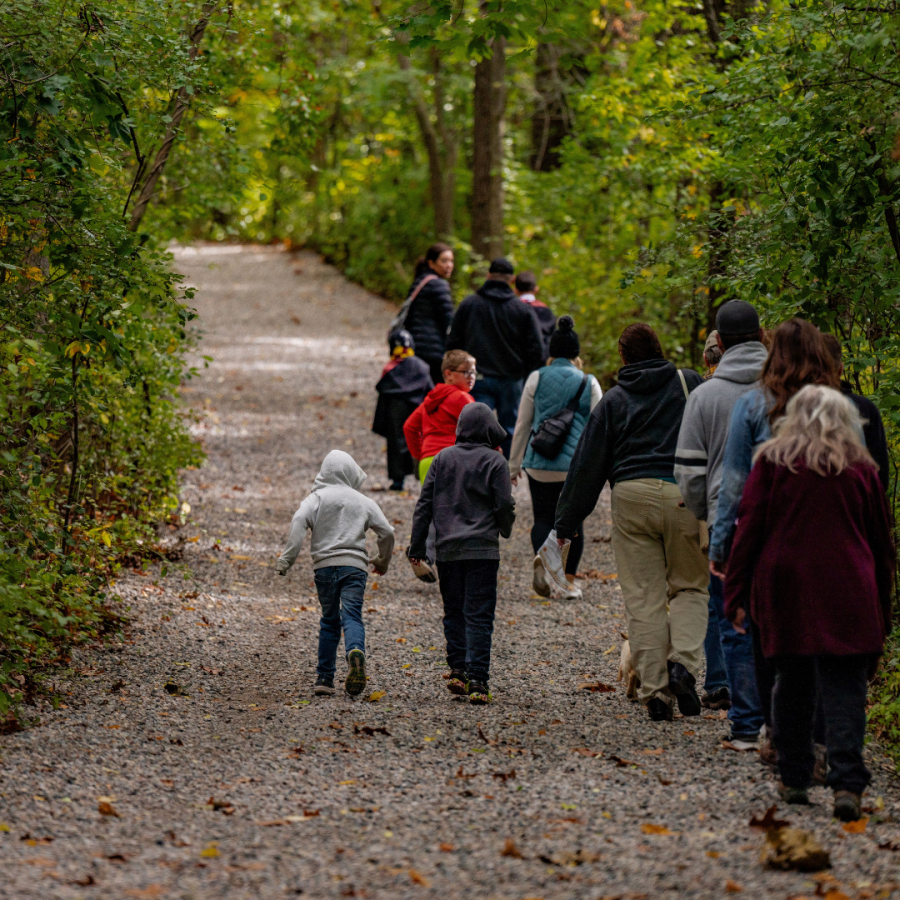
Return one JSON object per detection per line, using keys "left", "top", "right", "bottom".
{"left": 2, "top": 244, "right": 900, "bottom": 899}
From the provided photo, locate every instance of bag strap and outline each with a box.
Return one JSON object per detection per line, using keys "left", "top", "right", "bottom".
{"left": 677, "top": 368, "right": 690, "bottom": 400}
{"left": 388, "top": 273, "right": 438, "bottom": 336}
{"left": 566, "top": 373, "right": 590, "bottom": 411}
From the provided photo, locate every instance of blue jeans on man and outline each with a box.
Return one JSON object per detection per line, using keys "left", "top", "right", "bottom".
{"left": 707, "top": 573, "right": 765, "bottom": 740}
{"left": 314, "top": 566, "right": 367, "bottom": 680}
{"left": 472, "top": 375, "right": 524, "bottom": 458}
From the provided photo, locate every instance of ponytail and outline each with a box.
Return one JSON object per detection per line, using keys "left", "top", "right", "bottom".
{"left": 414, "top": 242, "right": 453, "bottom": 279}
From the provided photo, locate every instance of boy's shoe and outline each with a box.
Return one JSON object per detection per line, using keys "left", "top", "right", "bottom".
{"left": 536, "top": 531, "right": 571, "bottom": 593}
{"left": 390, "top": 478, "right": 405, "bottom": 491}
{"left": 345, "top": 649, "right": 367, "bottom": 696}
{"left": 778, "top": 782, "right": 810, "bottom": 805}
{"left": 447, "top": 669, "right": 468, "bottom": 696}
{"left": 532, "top": 555, "right": 551, "bottom": 598}
{"left": 314, "top": 676, "right": 335, "bottom": 696}
{"left": 833, "top": 790, "right": 862, "bottom": 822}
{"left": 468, "top": 681, "right": 491, "bottom": 705}
{"left": 647, "top": 698, "right": 674, "bottom": 722}
{"left": 701, "top": 687, "right": 732, "bottom": 710}
{"left": 559, "top": 582, "right": 583, "bottom": 600}
{"left": 409, "top": 557, "right": 438, "bottom": 584}
{"left": 667, "top": 661, "right": 701, "bottom": 717}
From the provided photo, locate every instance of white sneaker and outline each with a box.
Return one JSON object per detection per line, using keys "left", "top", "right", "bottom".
{"left": 532, "top": 554, "right": 551, "bottom": 597}
{"left": 560, "top": 583, "right": 583, "bottom": 600}
{"left": 537, "top": 530, "right": 571, "bottom": 593}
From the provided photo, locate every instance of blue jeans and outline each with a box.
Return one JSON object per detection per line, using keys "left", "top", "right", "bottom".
{"left": 472, "top": 376, "right": 524, "bottom": 459}
{"left": 709, "top": 574, "right": 765, "bottom": 740}
{"left": 703, "top": 592, "right": 729, "bottom": 694}
{"left": 314, "top": 566, "right": 367, "bottom": 680}
{"left": 436, "top": 559, "right": 499, "bottom": 684}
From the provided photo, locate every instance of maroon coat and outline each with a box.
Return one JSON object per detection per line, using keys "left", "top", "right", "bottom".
{"left": 724, "top": 457, "right": 894, "bottom": 659}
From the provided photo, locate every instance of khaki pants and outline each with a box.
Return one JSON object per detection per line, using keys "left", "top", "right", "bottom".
{"left": 611, "top": 479, "right": 709, "bottom": 706}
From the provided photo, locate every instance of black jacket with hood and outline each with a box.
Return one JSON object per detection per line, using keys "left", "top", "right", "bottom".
{"left": 555, "top": 358, "right": 702, "bottom": 540}
{"left": 446, "top": 280, "right": 544, "bottom": 380}
{"left": 403, "top": 274, "right": 455, "bottom": 365}
{"left": 408, "top": 403, "right": 516, "bottom": 562}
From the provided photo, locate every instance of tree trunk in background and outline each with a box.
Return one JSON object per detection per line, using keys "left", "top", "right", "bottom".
{"left": 531, "top": 43, "right": 570, "bottom": 172}
{"left": 471, "top": 37, "right": 506, "bottom": 261}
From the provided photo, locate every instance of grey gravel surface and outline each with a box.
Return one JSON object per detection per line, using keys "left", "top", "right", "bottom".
{"left": 2, "top": 243, "right": 900, "bottom": 899}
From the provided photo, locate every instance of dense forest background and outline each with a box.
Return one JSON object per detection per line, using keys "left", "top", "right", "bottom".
{"left": 4, "top": 0, "right": 900, "bottom": 739}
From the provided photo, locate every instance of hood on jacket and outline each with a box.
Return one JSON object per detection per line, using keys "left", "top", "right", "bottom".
{"left": 713, "top": 341, "right": 768, "bottom": 385}
{"left": 476, "top": 279, "right": 517, "bottom": 303}
{"left": 456, "top": 402, "right": 508, "bottom": 447}
{"left": 616, "top": 358, "right": 678, "bottom": 395}
{"left": 313, "top": 449, "right": 366, "bottom": 492}
{"left": 424, "top": 381, "right": 467, "bottom": 414}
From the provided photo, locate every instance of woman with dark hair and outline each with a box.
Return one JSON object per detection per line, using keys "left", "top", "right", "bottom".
{"left": 544, "top": 323, "right": 708, "bottom": 723}
{"left": 392, "top": 243, "right": 456, "bottom": 387}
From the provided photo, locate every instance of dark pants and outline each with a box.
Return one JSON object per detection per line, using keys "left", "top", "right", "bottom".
{"left": 750, "top": 618, "right": 776, "bottom": 731}
{"left": 423, "top": 356, "right": 445, "bottom": 391}
{"left": 472, "top": 376, "right": 524, "bottom": 458}
{"left": 527, "top": 476, "right": 583, "bottom": 575}
{"left": 772, "top": 654, "right": 872, "bottom": 793}
{"left": 380, "top": 396, "right": 416, "bottom": 484}
{"left": 313, "top": 566, "right": 367, "bottom": 680}
{"left": 436, "top": 559, "right": 500, "bottom": 684}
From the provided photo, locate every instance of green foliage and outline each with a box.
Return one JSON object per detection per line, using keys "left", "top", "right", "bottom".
{"left": 868, "top": 625, "right": 900, "bottom": 767}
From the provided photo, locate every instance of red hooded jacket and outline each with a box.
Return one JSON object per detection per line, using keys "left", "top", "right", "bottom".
{"left": 403, "top": 383, "right": 474, "bottom": 460}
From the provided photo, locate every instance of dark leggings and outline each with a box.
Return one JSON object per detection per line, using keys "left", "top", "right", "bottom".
{"left": 527, "top": 475, "right": 583, "bottom": 575}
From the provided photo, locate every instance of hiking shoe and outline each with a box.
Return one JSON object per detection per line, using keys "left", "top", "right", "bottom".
{"left": 447, "top": 669, "right": 469, "bottom": 696}
{"left": 409, "top": 557, "right": 438, "bottom": 584}
{"left": 778, "top": 782, "right": 810, "bottom": 805}
{"left": 314, "top": 676, "right": 335, "bottom": 696}
{"left": 389, "top": 479, "right": 405, "bottom": 491}
{"left": 701, "top": 687, "right": 732, "bottom": 711}
{"left": 833, "top": 790, "right": 862, "bottom": 822}
{"left": 532, "top": 554, "right": 551, "bottom": 597}
{"left": 647, "top": 697, "right": 674, "bottom": 722}
{"left": 345, "top": 649, "right": 367, "bottom": 696}
{"left": 560, "top": 582, "right": 583, "bottom": 600}
{"left": 759, "top": 736, "right": 778, "bottom": 772}
{"left": 536, "top": 531, "right": 571, "bottom": 593}
{"left": 667, "top": 661, "right": 701, "bottom": 717}
{"left": 468, "top": 681, "right": 491, "bottom": 705}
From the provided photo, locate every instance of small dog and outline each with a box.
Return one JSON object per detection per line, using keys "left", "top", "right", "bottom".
{"left": 617, "top": 639, "right": 640, "bottom": 700}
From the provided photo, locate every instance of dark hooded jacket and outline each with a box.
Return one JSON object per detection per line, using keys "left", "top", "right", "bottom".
{"left": 446, "top": 280, "right": 544, "bottom": 380}
{"left": 841, "top": 381, "right": 890, "bottom": 491}
{"left": 408, "top": 403, "right": 516, "bottom": 562}
{"left": 403, "top": 274, "right": 455, "bottom": 365}
{"left": 555, "top": 359, "right": 703, "bottom": 540}
{"left": 372, "top": 356, "right": 433, "bottom": 439}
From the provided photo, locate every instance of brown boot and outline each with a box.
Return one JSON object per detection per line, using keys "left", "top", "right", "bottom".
{"left": 833, "top": 790, "right": 862, "bottom": 822}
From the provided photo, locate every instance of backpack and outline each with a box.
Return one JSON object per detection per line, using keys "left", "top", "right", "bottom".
{"left": 529, "top": 373, "right": 589, "bottom": 460}
{"left": 387, "top": 274, "right": 437, "bottom": 340}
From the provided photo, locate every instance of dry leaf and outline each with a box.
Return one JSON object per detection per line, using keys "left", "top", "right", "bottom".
{"left": 98, "top": 801, "right": 120, "bottom": 817}
{"left": 439, "top": 842, "right": 455, "bottom": 852}
{"left": 609, "top": 754, "right": 639, "bottom": 768}
{"left": 367, "top": 690, "right": 386, "bottom": 702}
{"left": 492, "top": 769, "right": 516, "bottom": 782}
{"left": 571, "top": 747, "right": 601, "bottom": 757}
{"left": 725, "top": 880, "right": 743, "bottom": 893}
{"left": 200, "top": 843, "right": 219, "bottom": 858}
{"left": 72, "top": 875, "right": 96, "bottom": 886}
{"left": 540, "top": 849, "right": 599, "bottom": 865}
{"left": 761, "top": 828, "right": 830, "bottom": 872}
{"left": 707, "top": 851, "right": 720, "bottom": 858}
{"left": 408, "top": 868, "right": 430, "bottom": 887}
{"left": 577, "top": 681, "right": 616, "bottom": 693}
{"left": 840, "top": 817, "right": 867, "bottom": 834}
{"left": 501, "top": 838, "right": 524, "bottom": 858}
{"left": 354, "top": 724, "right": 391, "bottom": 737}
{"left": 641, "top": 824, "right": 673, "bottom": 835}
{"left": 641, "top": 748, "right": 664, "bottom": 755}
{"left": 749, "top": 806, "right": 790, "bottom": 831}
{"left": 477, "top": 725, "right": 498, "bottom": 746}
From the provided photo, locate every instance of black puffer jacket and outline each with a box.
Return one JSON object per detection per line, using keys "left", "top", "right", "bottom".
{"left": 446, "top": 280, "right": 544, "bottom": 380}
{"left": 402, "top": 275, "right": 455, "bottom": 365}
{"left": 555, "top": 358, "right": 703, "bottom": 540}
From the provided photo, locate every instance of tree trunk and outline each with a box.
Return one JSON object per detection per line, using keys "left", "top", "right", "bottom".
{"left": 127, "top": 2, "right": 218, "bottom": 232}
{"left": 531, "top": 43, "right": 570, "bottom": 172}
{"left": 471, "top": 37, "right": 506, "bottom": 261}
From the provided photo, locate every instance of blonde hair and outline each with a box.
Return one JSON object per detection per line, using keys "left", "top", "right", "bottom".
{"left": 442, "top": 349, "right": 475, "bottom": 374}
{"left": 754, "top": 384, "right": 875, "bottom": 476}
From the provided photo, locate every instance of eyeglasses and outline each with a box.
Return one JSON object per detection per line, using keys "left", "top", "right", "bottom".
{"left": 452, "top": 367, "right": 477, "bottom": 377}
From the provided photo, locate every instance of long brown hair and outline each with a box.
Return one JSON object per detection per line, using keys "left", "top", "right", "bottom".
{"left": 761, "top": 318, "right": 839, "bottom": 424}
{"left": 618, "top": 323, "right": 664, "bottom": 364}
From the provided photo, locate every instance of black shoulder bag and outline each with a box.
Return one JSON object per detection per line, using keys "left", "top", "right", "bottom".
{"left": 529, "top": 373, "right": 590, "bottom": 460}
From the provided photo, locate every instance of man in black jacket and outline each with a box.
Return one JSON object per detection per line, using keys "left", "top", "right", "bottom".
{"left": 446, "top": 258, "right": 544, "bottom": 457}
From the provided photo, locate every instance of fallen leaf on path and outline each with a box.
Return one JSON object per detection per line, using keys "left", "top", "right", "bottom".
{"left": 396, "top": 637, "right": 407, "bottom": 643}
{"left": 609, "top": 754, "right": 639, "bottom": 768}
{"left": 725, "top": 880, "right": 743, "bottom": 893}
{"left": 477, "top": 725, "right": 498, "bottom": 746}
{"left": 256, "top": 815, "right": 317, "bottom": 826}
{"left": 354, "top": 724, "right": 391, "bottom": 737}
{"left": 200, "top": 843, "right": 219, "bottom": 858}
{"left": 439, "top": 842, "right": 454, "bottom": 852}
{"left": 456, "top": 766, "right": 476, "bottom": 779}
{"left": 409, "top": 869, "right": 430, "bottom": 887}
{"left": 492, "top": 769, "right": 516, "bottom": 782}
{"left": 749, "top": 806, "right": 790, "bottom": 831}
{"left": 107, "top": 853, "right": 128, "bottom": 862}
{"left": 761, "top": 827, "right": 830, "bottom": 872}
{"left": 124, "top": 887, "right": 165, "bottom": 899}
{"left": 878, "top": 839, "right": 900, "bottom": 851}
{"left": 205, "top": 797, "right": 234, "bottom": 814}
{"left": 201, "top": 666, "right": 223, "bottom": 675}
{"left": 577, "top": 681, "right": 615, "bottom": 693}
{"left": 641, "top": 748, "right": 664, "bottom": 755}
{"left": 706, "top": 851, "right": 720, "bottom": 858}
{"left": 641, "top": 824, "right": 673, "bottom": 835}
{"left": 367, "top": 691, "right": 385, "bottom": 702}
{"left": 72, "top": 875, "right": 95, "bottom": 886}
{"left": 540, "top": 849, "right": 599, "bottom": 865}
{"left": 656, "top": 774, "right": 673, "bottom": 786}
{"left": 571, "top": 748, "right": 601, "bottom": 757}
{"left": 98, "top": 801, "right": 120, "bottom": 817}
{"left": 842, "top": 818, "right": 867, "bottom": 834}
{"left": 20, "top": 833, "right": 53, "bottom": 845}
{"left": 501, "top": 838, "right": 524, "bottom": 858}
{"left": 164, "top": 682, "right": 188, "bottom": 697}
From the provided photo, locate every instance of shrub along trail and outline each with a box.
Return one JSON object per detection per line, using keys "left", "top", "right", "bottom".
{"left": 2, "top": 244, "right": 899, "bottom": 899}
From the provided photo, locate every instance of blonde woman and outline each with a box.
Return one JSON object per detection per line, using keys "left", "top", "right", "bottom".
{"left": 724, "top": 385, "right": 894, "bottom": 822}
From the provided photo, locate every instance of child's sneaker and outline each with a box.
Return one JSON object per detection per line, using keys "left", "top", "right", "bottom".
{"left": 468, "top": 681, "right": 491, "bottom": 705}
{"left": 447, "top": 669, "right": 468, "bottom": 695}
{"left": 345, "top": 649, "right": 367, "bottom": 696}
{"left": 314, "top": 676, "right": 335, "bottom": 696}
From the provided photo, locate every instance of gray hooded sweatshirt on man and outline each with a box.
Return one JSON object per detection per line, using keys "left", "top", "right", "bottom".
{"left": 276, "top": 450, "right": 395, "bottom": 575}
{"left": 674, "top": 341, "right": 769, "bottom": 526}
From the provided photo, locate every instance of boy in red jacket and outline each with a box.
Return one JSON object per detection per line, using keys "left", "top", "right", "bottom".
{"left": 403, "top": 349, "right": 476, "bottom": 581}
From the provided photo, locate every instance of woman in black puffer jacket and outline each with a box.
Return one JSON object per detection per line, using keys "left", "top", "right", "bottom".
{"left": 402, "top": 243, "right": 456, "bottom": 387}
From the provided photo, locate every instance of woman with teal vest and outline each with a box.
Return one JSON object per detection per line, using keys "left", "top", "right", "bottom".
{"left": 509, "top": 316, "right": 602, "bottom": 599}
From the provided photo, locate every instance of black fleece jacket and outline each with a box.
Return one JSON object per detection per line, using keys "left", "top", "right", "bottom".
{"left": 403, "top": 275, "right": 455, "bottom": 364}
{"left": 446, "top": 280, "right": 544, "bottom": 380}
{"left": 555, "top": 359, "right": 702, "bottom": 540}
{"left": 842, "top": 380, "right": 890, "bottom": 491}
{"left": 408, "top": 403, "right": 516, "bottom": 561}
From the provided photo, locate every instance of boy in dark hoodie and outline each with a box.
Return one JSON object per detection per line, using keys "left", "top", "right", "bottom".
{"left": 408, "top": 403, "right": 515, "bottom": 704}
{"left": 373, "top": 330, "right": 434, "bottom": 490}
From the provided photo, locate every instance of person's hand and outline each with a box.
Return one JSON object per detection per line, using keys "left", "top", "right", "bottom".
{"left": 709, "top": 558, "right": 727, "bottom": 580}
{"left": 731, "top": 607, "right": 747, "bottom": 635}
{"left": 408, "top": 558, "right": 421, "bottom": 567}
{"left": 371, "top": 564, "right": 386, "bottom": 576}
{"left": 511, "top": 473, "right": 520, "bottom": 486}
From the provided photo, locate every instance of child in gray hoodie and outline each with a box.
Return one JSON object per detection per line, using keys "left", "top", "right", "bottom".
{"left": 277, "top": 450, "right": 395, "bottom": 697}
{"left": 408, "top": 403, "right": 515, "bottom": 704}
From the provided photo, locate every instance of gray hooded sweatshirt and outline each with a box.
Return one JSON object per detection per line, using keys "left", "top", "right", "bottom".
{"left": 674, "top": 341, "right": 769, "bottom": 526}
{"left": 276, "top": 450, "right": 395, "bottom": 574}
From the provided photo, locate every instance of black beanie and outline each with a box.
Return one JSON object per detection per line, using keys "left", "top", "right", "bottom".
{"left": 716, "top": 300, "right": 759, "bottom": 336}
{"left": 549, "top": 315, "right": 580, "bottom": 359}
